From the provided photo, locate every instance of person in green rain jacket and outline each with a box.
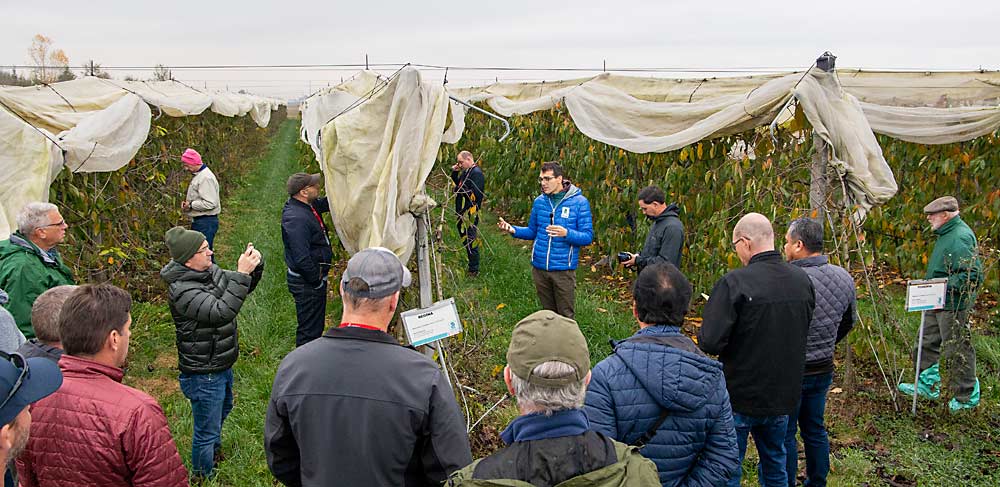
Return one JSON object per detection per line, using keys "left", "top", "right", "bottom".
{"left": 0, "top": 203, "right": 74, "bottom": 339}
{"left": 899, "top": 196, "right": 983, "bottom": 412}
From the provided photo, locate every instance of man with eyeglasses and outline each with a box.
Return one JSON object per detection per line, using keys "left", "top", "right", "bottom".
{"left": 161, "top": 226, "right": 263, "bottom": 480}
{"left": 281, "top": 173, "right": 333, "bottom": 347}
{"left": 698, "top": 213, "right": 814, "bottom": 487}
{"left": 498, "top": 162, "right": 593, "bottom": 319}
{"left": 0, "top": 351, "right": 62, "bottom": 487}
{"left": 0, "top": 202, "right": 75, "bottom": 340}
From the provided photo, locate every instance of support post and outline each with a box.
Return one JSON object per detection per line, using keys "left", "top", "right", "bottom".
{"left": 809, "top": 138, "right": 829, "bottom": 223}
{"left": 912, "top": 311, "right": 927, "bottom": 415}
{"left": 417, "top": 214, "right": 453, "bottom": 387}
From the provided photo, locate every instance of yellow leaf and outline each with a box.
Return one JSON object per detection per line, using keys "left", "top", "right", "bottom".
{"left": 590, "top": 265, "right": 597, "bottom": 272}
{"left": 496, "top": 303, "right": 507, "bottom": 311}
{"left": 597, "top": 307, "right": 607, "bottom": 313}
{"left": 491, "top": 365, "right": 503, "bottom": 377}
{"left": 831, "top": 387, "right": 843, "bottom": 394}
{"left": 107, "top": 257, "right": 114, "bottom": 265}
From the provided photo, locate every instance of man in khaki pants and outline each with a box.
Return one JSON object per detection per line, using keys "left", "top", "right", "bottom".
{"left": 899, "top": 196, "right": 983, "bottom": 412}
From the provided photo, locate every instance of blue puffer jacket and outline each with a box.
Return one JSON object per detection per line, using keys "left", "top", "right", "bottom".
{"left": 585, "top": 326, "right": 739, "bottom": 487}
{"left": 511, "top": 184, "right": 593, "bottom": 271}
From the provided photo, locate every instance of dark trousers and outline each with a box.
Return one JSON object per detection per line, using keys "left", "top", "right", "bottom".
{"left": 457, "top": 211, "right": 480, "bottom": 273}
{"left": 531, "top": 267, "right": 576, "bottom": 318}
{"left": 913, "top": 309, "right": 977, "bottom": 401}
{"left": 785, "top": 372, "right": 833, "bottom": 487}
{"left": 730, "top": 412, "right": 788, "bottom": 487}
{"left": 287, "top": 274, "right": 328, "bottom": 347}
{"left": 192, "top": 215, "right": 220, "bottom": 250}
{"left": 179, "top": 369, "right": 234, "bottom": 478}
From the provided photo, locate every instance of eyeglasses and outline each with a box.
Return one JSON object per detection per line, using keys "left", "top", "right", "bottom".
{"left": 195, "top": 245, "right": 211, "bottom": 255}
{"left": 731, "top": 237, "right": 746, "bottom": 249}
{"left": 0, "top": 352, "right": 28, "bottom": 410}
{"left": 538, "top": 176, "right": 556, "bottom": 183}
{"left": 41, "top": 220, "right": 66, "bottom": 228}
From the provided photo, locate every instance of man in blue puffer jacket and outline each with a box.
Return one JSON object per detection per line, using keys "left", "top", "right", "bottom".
{"left": 585, "top": 263, "right": 739, "bottom": 486}
{"left": 498, "top": 161, "right": 593, "bottom": 318}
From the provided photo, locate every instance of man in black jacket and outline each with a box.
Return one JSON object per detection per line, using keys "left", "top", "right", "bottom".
{"left": 698, "top": 213, "right": 814, "bottom": 487}
{"left": 451, "top": 151, "right": 485, "bottom": 276}
{"left": 161, "top": 226, "right": 263, "bottom": 479}
{"left": 281, "top": 173, "right": 333, "bottom": 346}
{"left": 265, "top": 247, "right": 472, "bottom": 487}
{"left": 622, "top": 185, "right": 684, "bottom": 271}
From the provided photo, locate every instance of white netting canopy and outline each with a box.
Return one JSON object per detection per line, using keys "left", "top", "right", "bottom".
{"left": 299, "top": 67, "right": 999, "bottom": 260}
{"left": 0, "top": 77, "right": 284, "bottom": 239}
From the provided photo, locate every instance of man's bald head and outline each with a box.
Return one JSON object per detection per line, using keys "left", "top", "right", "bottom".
{"left": 457, "top": 151, "right": 474, "bottom": 164}
{"left": 733, "top": 213, "right": 775, "bottom": 264}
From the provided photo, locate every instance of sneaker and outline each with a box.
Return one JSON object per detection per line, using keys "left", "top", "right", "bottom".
{"left": 948, "top": 379, "right": 981, "bottom": 412}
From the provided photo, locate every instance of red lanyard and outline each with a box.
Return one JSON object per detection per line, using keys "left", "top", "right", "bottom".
{"left": 339, "top": 323, "right": 382, "bottom": 331}
{"left": 311, "top": 207, "right": 326, "bottom": 231}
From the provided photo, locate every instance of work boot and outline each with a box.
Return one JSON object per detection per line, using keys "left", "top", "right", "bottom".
{"left": 898, "top": 363, "right": 941, "bottom": 400}
{"left": 948, "top": 378, "right": 981, "bottom": 412}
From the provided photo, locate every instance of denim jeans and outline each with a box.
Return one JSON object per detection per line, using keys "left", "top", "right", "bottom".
{"left": 287, "top": 273, "right": 328, "bottom": 346}
{"left": 192, "top": 215, "right": 219, "bottom": 263}
{"left": 729, "top": 412, "right": 788, "bottom": 487}
{"left": 785, "top": 372, "right": 833, "bottom": 487}
{"left": 179, "top": 368, "right": 234, "bottom": 477}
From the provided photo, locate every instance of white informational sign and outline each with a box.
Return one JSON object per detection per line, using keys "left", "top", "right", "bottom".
{"left": 401, "top": 298, "right": 463, "bottom": 347}
{"left": 906, "top": 278, "right": 948, "bottom": 312}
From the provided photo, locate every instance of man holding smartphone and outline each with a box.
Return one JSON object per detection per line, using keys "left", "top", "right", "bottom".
{"left": 161, "top": 226, "right": 264, "bottom": 480}
{"left": 498, "top": 162, "right": 592, "bottom": 318}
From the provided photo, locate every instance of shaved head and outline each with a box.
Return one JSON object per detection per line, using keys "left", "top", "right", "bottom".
{"left": 732, "top": 213, "right": 775, "bottom": 264}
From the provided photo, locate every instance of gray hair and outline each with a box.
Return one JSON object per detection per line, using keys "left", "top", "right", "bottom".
{"left": 31, "top": 285, "right": 79, "bottom": 344}
{"left": 510, "top": 361, "right": 587, "bottom": 415}
{"left": 16, "top": 202, "right": 58, "bottom": 236}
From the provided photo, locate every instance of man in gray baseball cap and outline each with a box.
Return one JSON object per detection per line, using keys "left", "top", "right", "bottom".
{"left": 447, "top": 310, "right": 659, "bottom": 486}
{"left": 899, "top": 196, "right": 983, "bottom": 412}
{"left": 281, "top": 172, "right": 333, "bottom": 346}
{"left": 266, "top": 247, "right": 471, "bottom": 486}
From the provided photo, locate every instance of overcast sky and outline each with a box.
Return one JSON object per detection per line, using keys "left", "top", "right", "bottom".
{"left": 3, "top": 0, "right": 997, "bottom": 100}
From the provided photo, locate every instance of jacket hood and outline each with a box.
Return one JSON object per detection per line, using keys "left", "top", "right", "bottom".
{"left": 1, "top": 232, "right": 59, "bottom": 265}
{"left": 652, "top": 203, "right": 680, "bottom": 221}
{"left": 159, "top": 259, "right": 214, "bottom": 284}
{"left": 613, "top": 328, "right": 724, "bottom": 413}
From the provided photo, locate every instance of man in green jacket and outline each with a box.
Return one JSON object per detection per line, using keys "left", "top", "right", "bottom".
{"left": 899, "top": 196, "right": 983, "bottom": 412}
{"left": 447, "top": 310, "right": 660, "bottom": 486}
{"left": 0, "top": 202, "right": 74, "bottom": 339}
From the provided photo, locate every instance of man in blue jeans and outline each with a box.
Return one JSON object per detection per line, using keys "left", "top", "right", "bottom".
{"left": 161, "top": 226, "right": 263, "bottom": 479}
{"left": 699, "top": 213, "right": 814, "bottom": 487}
{"left": 783, "top": 218, "right": 856, "bottom": 486}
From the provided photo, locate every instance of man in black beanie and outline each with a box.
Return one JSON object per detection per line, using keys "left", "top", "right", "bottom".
{"left": 160, "top": 226, "right": 263, "bottom": 480}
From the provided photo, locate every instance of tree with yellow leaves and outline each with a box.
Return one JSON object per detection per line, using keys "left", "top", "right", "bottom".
{"left": 28, "top": 34, "right": 70, "bottom": 83}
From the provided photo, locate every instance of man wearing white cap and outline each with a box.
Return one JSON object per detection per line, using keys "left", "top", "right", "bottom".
{"left": 265, "top": 247, "right": 472, "bottom": 486}
{"left": 180, "top": 148, "right": 221, "bottom": 251}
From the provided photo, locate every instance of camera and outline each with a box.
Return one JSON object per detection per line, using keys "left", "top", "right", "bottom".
{"left": 617, "top": 252, "right": 632, "bottom": 262}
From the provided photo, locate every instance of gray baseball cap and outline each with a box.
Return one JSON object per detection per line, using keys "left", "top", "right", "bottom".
{"left": 341, "top": 247, "right": 412, "bottom": 299}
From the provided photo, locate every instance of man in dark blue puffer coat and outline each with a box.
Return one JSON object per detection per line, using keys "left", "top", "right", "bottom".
{"left": 498, "top": 161, "right": 593, "bottom": 318}
{"left": 585, "top": 263, "right": 739, "bottom": 486}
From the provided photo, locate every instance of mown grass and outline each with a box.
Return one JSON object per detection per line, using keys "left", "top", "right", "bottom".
{"left": 125, "top": 120, "right": 998, "bottom": 486}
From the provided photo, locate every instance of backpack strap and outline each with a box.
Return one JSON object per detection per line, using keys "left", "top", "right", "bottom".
{"left": 629, "top": 408, "right": 670, "bottom": 448}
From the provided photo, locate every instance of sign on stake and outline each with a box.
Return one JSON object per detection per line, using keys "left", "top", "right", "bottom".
{"left": 906, "top": 278, "right": 947, "bottom": 415}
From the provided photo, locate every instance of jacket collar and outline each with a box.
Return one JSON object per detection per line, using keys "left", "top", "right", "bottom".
{"left": 635, "top": 324, "right": 682, "bottom": 337}
{"left": 500, "top": 409, "right": 590, "bottom": 444}
{"left": 934, "top": 215, "right": 962, "bottom": 236}
{"left": 286, "top": 197, "right": 316, "bottom": 210}
{"left": 748, "top": 249, "right": 782, "bottom": 265}
{"left": 791, "top": 254, "right": 828, "bottom": 268}
{"left": 650, "top": 203, "right": 679, "bottom": 222}
{"left": 58, "top": 354, "right": 124, "bottom": 383}
{"left": 322, "top": 326, "right": 401, "bottom": 346}
{"left": 10, "top": 232, "right": 60, "bottom": 265}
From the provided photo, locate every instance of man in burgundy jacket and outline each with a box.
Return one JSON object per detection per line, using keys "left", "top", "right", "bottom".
{"left": 16, "top": 284, "right": 188, "bottom": 487}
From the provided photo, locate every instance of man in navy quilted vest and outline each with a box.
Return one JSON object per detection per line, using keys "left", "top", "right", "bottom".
{"left": 782, "top": 217, "right": 856, "bottom": 487}
{"left": 585, "top": 263, "right": 738, "bottom": 486}
{"left": 498, "top": 161, "right": 593, "bottom": 318}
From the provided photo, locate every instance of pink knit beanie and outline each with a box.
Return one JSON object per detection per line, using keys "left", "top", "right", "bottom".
{"left": 181, "top": 148, "right": 203, "bottom": 167}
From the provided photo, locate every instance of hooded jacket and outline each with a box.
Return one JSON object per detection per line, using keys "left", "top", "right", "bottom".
{"left": 926, "top": 215, "right": 982, "bottom": 310}
{"left": 512, "top": 183, "right": 593, "bottom": 272}
{"left": 0, "top": 289, "right": 26, "bottom": 353}
{"left": 0, "top": 232, "right": 75, "bottom": 338}
{"left": 160, "top": 259, "right": 263, "bottom": 375}
{"left": 635, "top": 203, "right": 684, "bottom": 271}
{"left": 585, "top": 326, "right": 738, "bottom": 486}
{"left": 16, "top": 355, "right": 188, "bottom": 487}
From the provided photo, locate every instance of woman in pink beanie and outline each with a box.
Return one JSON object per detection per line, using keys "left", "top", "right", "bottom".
{"left": 180, "top": 148, "right": 221, "bottom": 255}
